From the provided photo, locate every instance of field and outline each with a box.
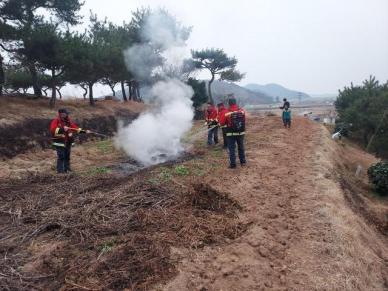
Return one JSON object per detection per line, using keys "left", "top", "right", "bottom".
{"left": 0, "top": 99, "right": 387, "bottom": 290}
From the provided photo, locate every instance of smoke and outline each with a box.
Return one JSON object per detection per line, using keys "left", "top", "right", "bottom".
{"left": 141, "top": 10, "right": 188, "bottom": 50}
{"left": 115, "top": 79, "right": 193, "bottom": 165}
{"left": 115, "top": 9, "right": 194, "bottom": 166}
{"left": 123, "top": 44, "right": 163, "bottom": 81}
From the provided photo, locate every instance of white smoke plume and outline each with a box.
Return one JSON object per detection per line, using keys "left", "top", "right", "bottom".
{"left": 115, "top": 79, "right": 193, "bottom": 165}
{"left": 115, "top": 9, "right": 194, "bottom": 165}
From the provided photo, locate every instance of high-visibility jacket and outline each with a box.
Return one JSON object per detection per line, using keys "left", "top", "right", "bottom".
{"left": 49, "top": 114, "right": 85, "bottom": 147}
{"left": 205, "top": 106, "right": 218, "bottom": 127}
{"left": 223, "top": 104, "right": 246, "bottom": 136}
{"left": 218, "top": 106, "right": 228, "bottom": 128}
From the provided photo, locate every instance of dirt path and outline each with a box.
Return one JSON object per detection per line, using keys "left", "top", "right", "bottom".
{"left": 159, "top": 116, "right": 388, "bottom": 290}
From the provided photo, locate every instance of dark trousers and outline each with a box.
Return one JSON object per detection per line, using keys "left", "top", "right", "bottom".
{"left": 221, "top": 128, "right": 227, "bottom": 148}
{"left": 56, "top": 146, "right": 71, "bottom": 173}
{"left": 207, "top": 126, "right": 219, "bottom": 145}
{"left": 227, "top": 135, "right": 246, "bottom": 167}
{"left": 283, "top": 118, "right": 291, "bottom": 128}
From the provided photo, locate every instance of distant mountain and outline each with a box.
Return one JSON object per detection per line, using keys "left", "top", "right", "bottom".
{"left": 113, "top": 80, "right": 273, "bottom": 105}
{"left": 245, "top": 83, "right": 310, "bottom": 101}
{"left": 210, "top": 80, "right": 273, "bottom": 105}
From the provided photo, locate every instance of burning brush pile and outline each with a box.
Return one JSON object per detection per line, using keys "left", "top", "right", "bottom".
{"left": 0, "top": 171, "right": 246, "bottom": 290}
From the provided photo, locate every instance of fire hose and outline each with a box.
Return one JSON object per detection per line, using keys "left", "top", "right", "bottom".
{"left": 66, "top": 127, "right": 110, "bottom": 138}
{"left": 185, "top": 124, "right": 219, "bottom": 142}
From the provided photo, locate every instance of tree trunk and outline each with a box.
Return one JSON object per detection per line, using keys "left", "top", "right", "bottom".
{"left": 80, "top": 84, "right": 88, "bottom": 99}
{"left": 208, "top": 73, "right": 215, "bottom": 104}
{"left": 49, "top": 69, "right": 56, "bottom": 107}
{"left": 89, "top": 82, "right": 95, "bottom": 106}
{"left": 42, "top": 88, "right": 48, "bottom": 96}
{"left": 110, "top": 84, "right": 116, "bottom": 96}
{"left": 28, "top": 63, "right": 42, "bottom": 98}
{"left": 121, "top": 81, "right": 128, "bottom": 102}
{"left": 129, "top": 82, "right": 134, "bottom": 101}
{"left": 135, "top": 81, "right": 140, "bottom": 101}
{"left": 0, "top": 55, "right": 4, "bottom": 97}
{"left": 363, "top": 131, "right": 369, "bottom": 148}
{"left": 57, "top": 88, "right": 62, "bottom": 99}
{"left": 128, "top": 82, "right": 133, "bottom": 101}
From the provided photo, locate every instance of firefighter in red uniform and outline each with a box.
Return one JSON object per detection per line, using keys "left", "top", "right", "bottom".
{"left": 205, "top": 102, "right": 219, "bottom": 145}
{"left": 220, "top": 98, "right": 246, "bottom": 168}
{"left": 50, "top": 109, "right": 90, "bottom": 173}
{"left": 217, "top": 102, "right": 228, "bottom": 149}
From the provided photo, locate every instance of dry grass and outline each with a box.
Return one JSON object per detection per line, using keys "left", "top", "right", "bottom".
{"left": 330, "top": 130, "right": 388, "bottom": 235}
{"left": 0, "top": 167, "right": 246, "bottom": 290}
{"left": 0, "top": 96, "right": 145, "bottom": 126}
{"left": 296, "top": 125, "right": 388, "bottom": 290}
{"left": 0, "top": 139, "right": 125, "bottom": 179}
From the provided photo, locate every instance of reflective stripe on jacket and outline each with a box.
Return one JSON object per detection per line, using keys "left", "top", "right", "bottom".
{"left": 225, "top": 104, "right": 246, "bottom": 136}
{"left": 49, "top": 114, "right": 84, "bottom": 147}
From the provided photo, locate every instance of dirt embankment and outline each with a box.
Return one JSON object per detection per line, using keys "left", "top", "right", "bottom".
{"left": 0, "top": 97, "right": 143, "bottom": 158}
{"left": 333, "top": 136, "right": 388, "bottom": 235}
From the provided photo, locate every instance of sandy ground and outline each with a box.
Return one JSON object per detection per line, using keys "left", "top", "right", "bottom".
{"left": 157, "top": 116, "right": 388, "bottom": 290}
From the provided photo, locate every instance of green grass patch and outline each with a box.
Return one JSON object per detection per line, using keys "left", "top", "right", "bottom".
{"left": 159, "top": 167, "right": 173, "bottom": 180}
{"left": 86, "top": 166, "right": 111, "bottom": 176}
{"left": 96, "top": 140, "right": 114, "bottom": 154}
{"left": 148, "top": 167, "right": 173, "bottom": 184}
{"left": 211, "top": 146, "right": 225, "bottom": 158}
{"left": 98, "top": 239, "right": 117, "bottom": 258}
{"left": 174, "top": 165, "right": 190, "bottom": 176}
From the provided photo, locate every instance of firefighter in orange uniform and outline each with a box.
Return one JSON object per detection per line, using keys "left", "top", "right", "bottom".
{"left": 221, "top": 98, "right": 246, "bottom": 168}
{"left": 49, "top": 109, "right": 90, "bottom": 173}
{"left": 205, "top": 102, "right": 219, "bottom": 145}
{"left": 217, "top": 102, "right": 228, "bottom": 149}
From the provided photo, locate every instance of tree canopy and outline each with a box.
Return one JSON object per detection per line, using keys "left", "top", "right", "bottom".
{"left": 191, "top": 48, "right": 244, "bottom": 104}
{"left": 0, "top": 4, "right": 237, "bottom": 112}
{"left": 0, "top": 0, "right": 84, "bottom": 98}
{"left": 335, "top": 76, "right": 388, "bottom": 158}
